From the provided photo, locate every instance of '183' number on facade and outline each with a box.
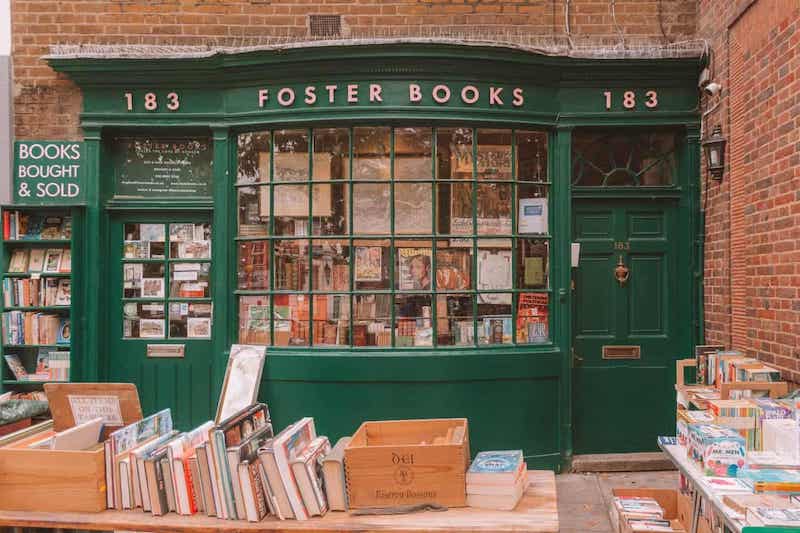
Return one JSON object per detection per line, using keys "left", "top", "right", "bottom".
{"left": 603, "top": 90, "right": 658, "bottom": 110}
{"left": 124, "top": 92, "right": 180, "bottom": 111}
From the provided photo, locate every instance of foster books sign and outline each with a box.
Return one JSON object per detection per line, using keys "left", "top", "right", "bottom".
{"left": 13, "top": 141, "right": 86, "bottom": 205}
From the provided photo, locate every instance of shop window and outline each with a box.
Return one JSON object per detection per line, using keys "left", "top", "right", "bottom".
{"left": 235, "top": 127, "right": 551, "bottom": 348}
{"left": 571, "top": 128, "right": 681, "bottom": 187}
{"left": 122, "top": 222, "right": 212, "bottom": 339}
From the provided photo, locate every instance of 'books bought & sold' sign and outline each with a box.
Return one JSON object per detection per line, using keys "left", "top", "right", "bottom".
{"left": 14, "top": 141, "right": 86, "bottom": 205}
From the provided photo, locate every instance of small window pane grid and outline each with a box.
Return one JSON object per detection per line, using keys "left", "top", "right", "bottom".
{"left": 571, "top": 128, "right": 682, "bottom": 187}
{"left": 235, "top": 127, "right": 551, "bottom": 348}
{"left": 122, "top": 222, "right": 212, "bottom": 340}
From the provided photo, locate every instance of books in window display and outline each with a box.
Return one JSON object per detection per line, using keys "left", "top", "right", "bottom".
{"left": 3, "top": 278, "right": 70, "bottom": 307}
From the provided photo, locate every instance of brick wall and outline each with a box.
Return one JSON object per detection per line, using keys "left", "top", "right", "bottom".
{"left": 698, "top": 0, "right": 800, "bottom": 380}
{"left": 11, "top": 0, "right": 696, "bottom": 139}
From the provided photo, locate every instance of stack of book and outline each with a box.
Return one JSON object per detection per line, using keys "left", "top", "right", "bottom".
{"left": 612, "top": 496, "right": 674, "bottom": 532}
{"left": 466, "top": 450, "right": 527, "bottom": 511}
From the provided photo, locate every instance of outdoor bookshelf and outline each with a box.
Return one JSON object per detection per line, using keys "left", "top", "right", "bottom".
{"left": 0, "top": 205, "right": 81, "bottom": 396}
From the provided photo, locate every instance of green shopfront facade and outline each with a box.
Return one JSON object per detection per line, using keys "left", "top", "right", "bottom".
{"left": 47, "top": 43, "right": 703, "bottom": 470}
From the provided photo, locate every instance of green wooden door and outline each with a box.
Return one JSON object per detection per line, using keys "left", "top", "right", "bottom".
{"left": 107, "top": 213, "right": 215, "bottom": 429}
{"left": 572, "top": 199, "right": 680, "bottom": 454}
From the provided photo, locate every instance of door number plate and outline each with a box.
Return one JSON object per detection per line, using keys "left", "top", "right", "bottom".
{"left": 602, "top": 345, "right": 641, "bottom": 359}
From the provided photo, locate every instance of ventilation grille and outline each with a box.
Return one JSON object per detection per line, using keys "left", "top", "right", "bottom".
{"left": 309, "top": 15, "right": 341, "bottom": 38}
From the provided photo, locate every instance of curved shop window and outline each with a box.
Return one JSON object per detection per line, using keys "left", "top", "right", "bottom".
{"left": 235, "top": 127, "right": 551, "bottom": 348}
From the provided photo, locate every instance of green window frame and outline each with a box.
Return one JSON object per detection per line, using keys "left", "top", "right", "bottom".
{"left": 234, "top": 126, "right": 553, "bottom": 349}
{"left": 121, "top": 221, "right": 213, "bottom": 340}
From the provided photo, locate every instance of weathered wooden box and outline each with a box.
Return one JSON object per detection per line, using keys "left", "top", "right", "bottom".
{"left": 345, "top": 418, "right": 470, "bottom": 508}
{"left": 0, "top": 429, "right": 106, "bottom": 512}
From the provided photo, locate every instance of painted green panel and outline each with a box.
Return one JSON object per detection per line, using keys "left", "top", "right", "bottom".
{"left": 13, "top": 141, "right": 86, "bottom": 205}
{"left": 262, "top": 376, "right": 561, "bottom": 469}
{"left": 575, "top": 212, "right": 612, "bottom": 239}
{"left": 573, "top": 366, "right": 673, "bottom": 453}
{"left": 575, "top": 256, "right": 615, "bottom": 336}
{"left": 629, "top": 213, "right": 664, "bottom": 238}
{"left": 629, "top": 255, "right": 665, "bottom": 336}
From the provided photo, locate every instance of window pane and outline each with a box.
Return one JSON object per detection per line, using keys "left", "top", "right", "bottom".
{"left": 517, "top": 130, "right": 547, "bottom": 182}
{"left": 572, "top": 128, "right": 680, "bottom": 186}
{"left": 476, "top": 245, "right": 512, "bottom": 294}
{"left": 436, "top": 294, "right": 474, "bottom": 346}
{"left": 477, "top": 129, "right": 512, "bottom": 180}
{"left": 237, "top": 131, "right": 270, "bottom": 184}
{"left": 274, "top": 239, "right": 309, "bottom": 291}
{"left": 353, "top": 127, "right": 390, "bottom": 180}
{"left": 435, "top": 245, "right": 472, "bottom": 290}
{"left": 238, "top": 241, "right": 269, "bottom": 290}
{"left": 477, "top": 296, "right": 512, "bottom": 345}
{"left": 170, "top": 262, "right": 210, "bottom": 298}
{"left": 394, "top": 183, "right": 433, "bottom": 234}
{"left": 440, "top": 182, "right": 473, "bottom": 235}
{"left": 517, "top": 183, "right": 548, "bottom": 234}
{"left": 314, "top": 128, "right": 349, "bottom": 179}
{"left": 238, "top": 186, "right": 270, "bottom": 238}
{"left": 274, "top": 184, "right": 309, "bottom": 236}
{"left": 274, "top": 294, "right": 309, "bottom": 346}
{"left": 517, "top": 239, "right": 549, "bottom": 289}
{"left": 312, "top": 241, "right": 350, "bottom": 291}
{"left": 517, "top": 293, "right": 549, "bottom": 344}
{"left": 396, "top": 243, "right": 432, "bottom": 291}
{"left": 169, "top": 302, "right": 212, "bottom": 339}
{"left": 169, "top": 223, "right": 210, "bottom": 259}
{"left": 123, "top": 302, "right": 165, "bottom": 339}
{"left": 124, "top": 223, "right": 165, "bottom": 259}
{"left": 354, "top": 242, "right": 390, "bottom": 290}
{"left": 353, "top": 183, "right": 390, "bottom": 234}
{"left": 395, "top": 294, "right": 432, "bottom": 347}
{"left": 353, "top": 294, "right": 391, "bottom": 346}
{"left": 437, "top": 127, "right": 473, "bottom": 179}
{"left": 239, "top": 295, "right": 270, "bottom": 345}
{"left": 273, "top": 129, "right": 309, "bottom": 181}
{"left": 312, "top": 295, "right": 350, "bottom": 346}
{"left": 477, "top": 183, "right": 512, "bottom": 235}
{"left": 123, "top": 263, "right": 165, "bottom": 298}
{"left": 394, "top": 127, "right": 432, "bottom": 179}
{"left": 312, "top": 183, "right": 348, "bottom": 236}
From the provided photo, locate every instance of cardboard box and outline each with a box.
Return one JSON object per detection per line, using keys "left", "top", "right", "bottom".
{"left": 0, "top": 430, "right": 106, "bottom": 512}
{"left": 611, "top": 488, "right": 685, "bottom": 533}
{"left": 345, "top": 418, "right": 469, "bottom": 508}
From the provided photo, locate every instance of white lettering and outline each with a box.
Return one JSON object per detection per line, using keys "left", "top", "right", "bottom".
{"left": 36, "top": 182, "right": 80, "bottom": 198}
{"left": 304, "top": 86, "right": 317, "bottom": 105}
{"left": 369, "top": 84, "right": 383, "bottom": 102}
{"left": 326, "top": 85, "right": 338, "bottom": 103}
{"left": 461, "top": 85, "right": 479, "bottom": 104}
{"left": 277, "top": 88, "right": 295, "bottom": 107}
{"left": 489, "top": 87, "right": 504, "bottom": 105}
{"left": 512, "top": 88, "right": 524, "bottom": 107}
{"left": 432, "top": 84, "right": 451, "bottom": 104}
{"left": 258, "top": 89, "right": 269, "bottom": 108}
{"left": 409, "top": 83, "right": 422, "bottom": 103}
{"left": 347, "top": 84, "right": 358, "bottom": 103}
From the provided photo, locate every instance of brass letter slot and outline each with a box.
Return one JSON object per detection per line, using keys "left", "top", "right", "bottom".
{"left": 602, "top": 345, "right": 641, "bottom": 360}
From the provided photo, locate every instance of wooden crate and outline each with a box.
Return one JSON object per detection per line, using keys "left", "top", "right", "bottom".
{"left": 345, "top": 418, "right": 470, "bottom": 509}
{"left": 611, "top": 488, "right": 686, "bottom": 533}
{"left": 0, "top": 430, "right": 106, "bottom": 513}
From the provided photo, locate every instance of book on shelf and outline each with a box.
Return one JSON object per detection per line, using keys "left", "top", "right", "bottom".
{"left": 2, "top": 211, "right": 72, "bottom": 241}
{"left": 3, "top": 354, "right": 28, "bottom": 380}
{"left": 8, "top": 249, "right": 29, "bottom": 272}
{"left": 229, "top": 422, "right": 274, "bottom": 521}
{"left": 28, "top": 249, "right": 46, "bottom": 272}
{"left": 2, "top": 311, "right": 67, "bottom": 345}
{"left": 2, "top": 278, "right": 69, "bottom": 307}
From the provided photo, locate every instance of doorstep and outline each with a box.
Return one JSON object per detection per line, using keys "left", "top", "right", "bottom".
{"left": 571, "top": 452, "right": 677, "bottom": 473}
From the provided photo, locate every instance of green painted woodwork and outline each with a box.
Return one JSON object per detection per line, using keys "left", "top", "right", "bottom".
{"left": 43, "top": 43, "right": 703, "bottom": 469}
{"left": 107, "top": 213, "right": 215, "bottom": 430}
{"left": 572, "top": 199, "right": 687, "bottom": 453}
{"left": 13, "top": 141, "right": 86, "bottom": 205}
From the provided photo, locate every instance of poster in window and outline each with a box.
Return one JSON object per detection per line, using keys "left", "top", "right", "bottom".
{"left": 397, "top": 248, "right": 432, "bottom": 290}
{"left": 355, "top": 246, "right": 382, "bottom": 282}
{"left": 477, "top": 250, "right": 512, "bottom": 304}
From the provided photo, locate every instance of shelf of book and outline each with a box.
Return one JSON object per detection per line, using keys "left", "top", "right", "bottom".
{"left": 1, "top": 205, "right": 77, "bottom": 396}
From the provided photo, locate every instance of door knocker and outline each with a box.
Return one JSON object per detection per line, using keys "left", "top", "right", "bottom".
{"left": 614, "top": 255, "right": 630, "bottom": 286}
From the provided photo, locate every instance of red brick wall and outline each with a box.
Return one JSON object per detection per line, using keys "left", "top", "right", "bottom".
{"left": 699, "top": 0, "right": 800, "bottom": 380}
{"left": 11, "top": 0, "right": 696, "bottom": 139}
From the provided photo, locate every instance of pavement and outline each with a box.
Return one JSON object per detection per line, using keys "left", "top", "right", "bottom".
{"left": 557, "top": 470, "right": 679, "bottom": 533}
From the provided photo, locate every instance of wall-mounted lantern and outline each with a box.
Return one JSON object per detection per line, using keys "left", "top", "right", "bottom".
{"left": 702, "top": 125, "right": 727, "bottom": 180}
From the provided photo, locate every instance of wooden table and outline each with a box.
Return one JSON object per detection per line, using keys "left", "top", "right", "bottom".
{"left": 0, "top": 470, "right": 558, "bottom": 533}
